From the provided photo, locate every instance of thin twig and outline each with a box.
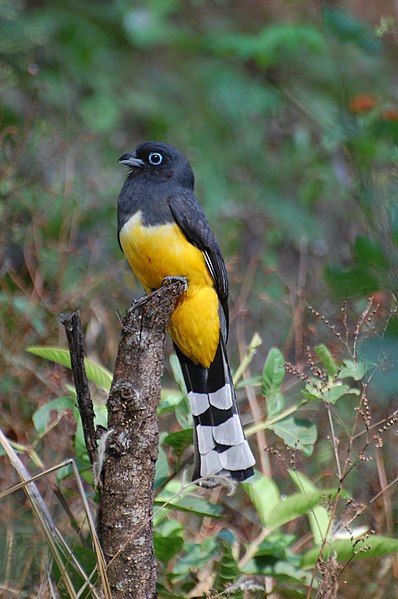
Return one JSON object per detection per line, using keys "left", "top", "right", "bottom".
{"left": 60, "top": 310, "right": 97, "bottom": 464}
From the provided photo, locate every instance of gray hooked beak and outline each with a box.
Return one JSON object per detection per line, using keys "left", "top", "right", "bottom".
{"left": 118, "top": 152, "right": 145, "bottom": 168}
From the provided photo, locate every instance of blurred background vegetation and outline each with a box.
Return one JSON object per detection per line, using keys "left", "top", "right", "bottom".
{"left": 1, "top": 0, "right": 398, "bottom": 597}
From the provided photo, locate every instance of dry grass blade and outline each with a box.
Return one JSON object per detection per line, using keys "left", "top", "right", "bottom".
{"left": 0, "top": 431, "right": 105, "bottom": 598}
{"left": 0, "top": 428, "right": 78, "bottom": 598}
{"left": 68, "top": 460, "right": 111, "bottom": 599}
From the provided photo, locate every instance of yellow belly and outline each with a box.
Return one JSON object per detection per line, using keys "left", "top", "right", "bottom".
{"left": 119, "top": 211, "right": 220, "bottom": 367}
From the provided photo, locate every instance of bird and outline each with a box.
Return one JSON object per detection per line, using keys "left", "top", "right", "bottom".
{"left": 117, "top": 141, "right": 255, "bottom": 487}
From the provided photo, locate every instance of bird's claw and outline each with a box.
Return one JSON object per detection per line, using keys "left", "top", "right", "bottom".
{"left": 162, "top": 276, "right": 188, "bottom": 292}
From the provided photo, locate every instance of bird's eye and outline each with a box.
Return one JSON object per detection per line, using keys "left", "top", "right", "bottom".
{"left": 148, "top": 152, "right": 163, "bottom": 166}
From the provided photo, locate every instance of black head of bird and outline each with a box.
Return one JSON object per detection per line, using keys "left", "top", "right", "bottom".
{"left": 118, "top": 141, "right": 195, "bottom": 189}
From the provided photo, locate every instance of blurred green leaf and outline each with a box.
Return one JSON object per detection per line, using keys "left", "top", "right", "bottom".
{"left": 155, "top": 480, "right": 222, "bottom": 518}
{"left": 32, "top": 396, "right": 75, "bottom": 435}
{"left": 27, "top": 346, "right": 112, "bottom": 392}
{"left": 163, "top": 429, "right": 193, "bottom": 455}
{"left": 262, "top": 347, "right": 286, "bottom": 417}
{"left": 325, "top": 265, "right": 380, "bottom": 297}
{"left": 214, "top": 542, "right": 242, "bottom": 597}
{"left": 323, "top": 6, "right": 381, "bottom": 53}
{"left": 339, "top": 359, "right": 366, "bottom": 381}
{"left": 314, "top": 344, "right": 338, "bottom": 378}
{"left": 155, "top": 520, "right": 184, "bottom": 564}
{"left": 302, "top": 535, "right": 398, "bottom": 567}
{"left": 210, "top": 23, "right": 325, "bottom": 68}
{"left": 243, "top": 558, "right": 312, "bottom": 585}
{"left": 267, "top": 490, "right": 336, "bottom": 531}
{"left": 241, "top": 533, "right": 311, "bottom": 585}
{"left": 243, "top": 471, "right": 280, "bottom": 526}
{"left": 155, "top": 533, "right": 184, "bottom": 564}
{"left": 354, "top": 236, "right": 389, "bottom": 269}
{"left": 322, "top": 383, "right": 360, "bottom": 404}
{"left": 158, "top": 388, "right": 184, "bottom": 414}
{"left": 288, "top": 470, "right": 329, "bottom": 545}
{"left": 302, "top": 381, "right": 359, "bottom": 404}
{"left": 173, "top": 538, "right": 218, "bottom": 577}
{"left": 155, "top": 441, "right": 170, "bottom": 490}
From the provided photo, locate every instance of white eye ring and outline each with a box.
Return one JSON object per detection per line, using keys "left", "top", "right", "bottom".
{"left": 148, "top": 152, "right": 163, "bottom": 166}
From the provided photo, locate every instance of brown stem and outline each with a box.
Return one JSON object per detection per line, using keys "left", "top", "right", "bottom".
{"left": 60, "top": 310, "right": 97, "bottom": 465}
{"left": 97, "top": 279, "right": 186, "bottom": 599}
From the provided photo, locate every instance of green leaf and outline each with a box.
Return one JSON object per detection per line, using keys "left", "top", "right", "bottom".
{"left": 174, "top": 395, "right": 191, "bottom": 430}
{"left": 302, "top": 535, "right": 398, "bottom": 567}
{"left": 241, "top": 534, "right": 311, "bottom": 584}
{"left": 243, "top": 558, "right": 312, "bottom": 585}
{"left": 32, "top": 396, "right": 75, "bottom": 435}
{"left": 169, "top": 354, "right": 192, "bottom": 429}
{"left": 288, "top": 470, "right": 329, "bottom": 545}
{"left": 270, "top": 417, "right": 317, "bottom": 456}
{"left": 354, "top": 236, "right": 389, "bottom": 269}
{"left": 322, "top": 383, "right": 359, "bottom": 404}
{"left": 243, "top": 471, "right": 280, "bottom": 526}
{"left": 301, "top": 383, "right": 322, "bottom": 402}
{"left": 325, "top": 265, "right": 380, "bottom": 298}
{"left": 262, "top": 347, "right": 286, "bottom": 418}
{"left": 27, "top": 346, "right": 112, "bottom": 392}
{"left": 154, "top": 533, "right": 184, "bottom": 564}
{"left": 154, "top": 520, "right": 184, "bottom": 564}
{"left": 163, "top": 429, "right": 193, "bottom": 456}
{"left": 157, "top": 586, "right": 186, "bottom": 599}
{"left": 302, "top": 381, "right": 359, "bottom": 404}
{"left": 267, "top": 491, "right": 334, "bottom": 531}
{"left": 235, "top": 375, "right": 261, "bottom": 389}
{"left": 314, "top": 345, "right": 338, "bottom": 378}
{"left": 155, "top": 441, "right": 170, "bottom": 490}
{"left": 214, "top": 542, "right": 241, "bottom": 596}
{"left": 155, "top": 480, "right": 223, "bottom": 518}
{"left": 251, "top": 532, "right": 296, "bottom": 558}
{"left": 169, "top": 353, "right": 186, "bottom": 393}
{"left": 210, "top": 24, "right": 325, "bottom": 68}
{"left": 339, "top": 360, "right": 366, "bottom": 381}
{"left": 158, "top": 388, "right": 184, "bottom": 415}
{"left": 323, "top": 6, "right": 381, "bottom": 53}
{"left": 173, "top": 538, "right": 218, "bottom": 576}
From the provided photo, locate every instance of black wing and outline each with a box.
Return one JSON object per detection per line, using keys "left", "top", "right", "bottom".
{"left": 168, "top": 191, "right": 229, "bottom": 337}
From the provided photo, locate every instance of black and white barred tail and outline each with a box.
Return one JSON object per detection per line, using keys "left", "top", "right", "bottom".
{"left": 175, "top": 341, "right": 255, "bottom": 487}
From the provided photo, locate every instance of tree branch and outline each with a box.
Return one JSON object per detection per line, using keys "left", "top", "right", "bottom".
{"left": 97, "top": 279, "right": 186, "bottom": 598}
{"left": 60, "top": 310, "right": 98, "bottom": 464}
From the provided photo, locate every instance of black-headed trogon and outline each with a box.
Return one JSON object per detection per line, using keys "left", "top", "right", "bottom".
{"left": 117, "top": 141, "right": 255, "bottom": 487}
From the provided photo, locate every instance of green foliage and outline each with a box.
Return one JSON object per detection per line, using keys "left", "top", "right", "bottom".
{"left": 314, "top": 344, "right": 339, "bottom": 378}
{"left": 243, "top": 471, "right": 280, "bottom": 526}
{"left": 322, "top": 6, "right": 381, "bottom": 53}
{"left": 302, "top": 535, "right": 398, "bottom": 567}
{"left": 155, "top": 480, "right": 223, "bottom": 519}
{"left": 262, "top": 347, "right": 286, "bottom": 418}
{"left": 288, "top": 470, "right": 329, "bottom": 546}
{"left": 27, "top": 346, "right": 112, "bottom": 392}
{"left": 214, "top": 541, "right": 242, "bottom": 597}
{"left": 155, "top": 520, "right": 185, "bottom": 564}
{"left": 210, "top": 23, "right": 326, "bottom": 68}
{"left": 270, "top": 417, "right": 317, "bottom": 456}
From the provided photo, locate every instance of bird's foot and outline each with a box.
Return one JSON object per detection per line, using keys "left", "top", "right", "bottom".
{"left": 162, "top": 276, "right": 188, "bottom": 292}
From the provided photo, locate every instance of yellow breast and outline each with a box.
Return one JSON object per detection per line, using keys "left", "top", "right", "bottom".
{"left": 119, "top": 210, "right": 220, "bottom": 367}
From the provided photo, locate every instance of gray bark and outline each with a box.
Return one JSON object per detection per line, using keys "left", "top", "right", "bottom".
{"left": 97, "top": 280, "right": 186, "bottom": 598}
